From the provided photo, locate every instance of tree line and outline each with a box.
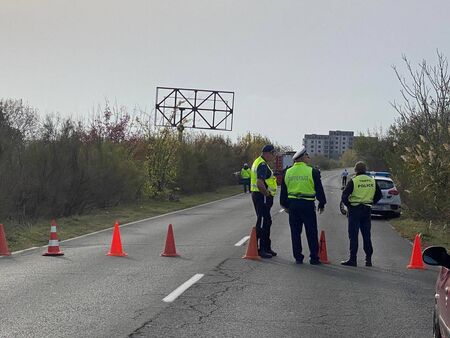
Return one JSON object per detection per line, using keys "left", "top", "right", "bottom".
{"left": 0, "top": 99, "right": 275, "bottom": 222}
{"left": 350, "top": 52, "right": 450, "bottom": 223}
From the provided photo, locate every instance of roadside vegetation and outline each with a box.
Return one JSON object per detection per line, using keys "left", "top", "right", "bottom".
{"left": 0, "top": 99, "right": 279, "bottom": 250}
{"left": 310, "top": 155, "right": 341, "bottom": 170}
{"left": 310, "top": 149, "right": 358, "bottom": 170}
{"left": 351, "top": 52, "right": 450, "bottom": 246}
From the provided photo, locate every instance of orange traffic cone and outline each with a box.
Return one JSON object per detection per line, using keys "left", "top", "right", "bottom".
{"left": 319, "top": 230, "right": 330, "bottom": 264}
{"left": 242, "top": 227, "right": 260, "bottom": 260}
{"left": 43, "top": 220, "right": 64, "bottom": 256}
{"left": 107, "top": 221, "right": 127, "bottom": 257}
{"left": 161, "top": 224, "right": 179, "bottom": 257}
{"left": 407, "top": 234, "right": 426, "bottom": 269}
{"left": 0, "top": 224, "right": 11, "bottom": 256}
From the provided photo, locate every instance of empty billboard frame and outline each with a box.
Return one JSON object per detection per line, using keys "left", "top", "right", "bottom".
{"left": 155, "top": 87, "right": 234, "bottom": 131}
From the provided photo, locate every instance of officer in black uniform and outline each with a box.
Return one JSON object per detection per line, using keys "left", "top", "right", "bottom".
{"left": 280, "top": 146, "right": 327, "bottom": 264}
{"left": 341, "top": 161, "right": 382, "bottom": 267}
{"left": 250, "top": 144, "right": 278, "bottom": 258}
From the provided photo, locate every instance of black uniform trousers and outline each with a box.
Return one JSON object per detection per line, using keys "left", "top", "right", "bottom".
{"left": 242, "top": 178, "right": 250, "bottom": 193}
{"left": 251, "top": 192, "right": 273, "bottom": 252}
{"left": 347, "top": 204, "right": 373, "bottom": 261}
{"left": 288, "top": 199, "right": 319, "bottom": 262}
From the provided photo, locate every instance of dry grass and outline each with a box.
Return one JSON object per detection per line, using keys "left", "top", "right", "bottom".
{"left": 390, "top": 211, "right": 449, "bottom": 248}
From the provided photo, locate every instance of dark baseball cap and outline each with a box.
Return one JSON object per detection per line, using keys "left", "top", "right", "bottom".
{"left": 261, "top": 144, "right": 275, "bottom": 153}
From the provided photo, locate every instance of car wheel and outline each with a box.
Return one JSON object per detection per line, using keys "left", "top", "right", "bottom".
{"left": 433, "top": 308, "right": 442, "bottom": 338}
{"left": 339, "top": 201, "right": 347, "bottom": 215}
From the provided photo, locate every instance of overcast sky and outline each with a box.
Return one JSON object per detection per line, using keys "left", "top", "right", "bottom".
{"left": 1, "top": 1, "right": 449, "bottom": 148}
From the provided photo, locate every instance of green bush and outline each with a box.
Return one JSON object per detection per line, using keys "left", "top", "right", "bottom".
{"left": 310, "top": 155, "right": 341, "bottom": 170}
{"left": 0, "top": 99, "right": 278, "bottom": 222}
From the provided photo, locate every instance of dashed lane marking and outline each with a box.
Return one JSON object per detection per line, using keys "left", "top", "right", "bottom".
{"left": 162, "top": 273, "right": 204, "bottom": 303}
{"left": 234, "top": 236, "right": 250, "bottom": 246}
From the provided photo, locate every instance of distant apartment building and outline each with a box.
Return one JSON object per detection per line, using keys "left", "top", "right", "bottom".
{"left": 303, "top": 130, "right": 354, "bottom": 159}
{"left": 302, "top": 134, "right": 329, "bottom": 157}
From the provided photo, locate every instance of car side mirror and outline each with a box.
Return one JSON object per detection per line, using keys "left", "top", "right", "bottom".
{"left": 422, "top": 246, "right": 450, "bottom": 269}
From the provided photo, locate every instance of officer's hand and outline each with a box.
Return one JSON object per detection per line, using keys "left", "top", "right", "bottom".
{"left": 318, "top": 208, "right": 324, "bottom": 215}
{"left": 284, "top": 208, "right": 289, "bottom": 214}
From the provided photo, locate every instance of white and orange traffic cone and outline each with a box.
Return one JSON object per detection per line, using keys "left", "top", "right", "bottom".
{"left": 43, "top": 220, "right": 64, "bottom": 256}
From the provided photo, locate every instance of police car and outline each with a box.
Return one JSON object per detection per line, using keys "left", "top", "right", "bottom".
{"left": 370, "top": 174, "right": 401, "bottom": 217}
{"left": 339, "top": 172, "right": 402, "bottom": 218}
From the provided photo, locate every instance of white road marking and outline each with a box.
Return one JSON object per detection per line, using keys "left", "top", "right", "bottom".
{"left": 234, "top": 236, "right": 250, "bottom": 246}
{"left": 0, "top": 246, "right": 38, "bottom": 258}
{"left": 163, "top": 274, "right": 204, "bottom": 303}
{"left": 3, "top": 192, "right": 244, "bottom": 256}
{"left": 62, "top": 193, "right": 243, "bottom": 244}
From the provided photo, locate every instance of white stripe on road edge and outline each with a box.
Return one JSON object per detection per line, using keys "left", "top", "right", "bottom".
{"left": 0, "top": 246, "right": 38, "bottom": 258}
{"left": 163, "top": 274, "right": 204, "bottom": 303}
{"left": 5, "top": 192, "right": 245, "bottom": 256}
{"left": 61, "top": 193, "right": 244, "bottom": 244}
{"left": 234, "top": 236, "right": 250, "bottom": 246}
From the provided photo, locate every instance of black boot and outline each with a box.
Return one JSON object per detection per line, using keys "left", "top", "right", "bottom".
{"left": 258, "top": 250, "right": 273, "bottom": 258}
{"left": 268, "top": 249, "right": 277, "bottom": 257}
{"left": 341, "top": 259, "right": 357, "bottom": 267}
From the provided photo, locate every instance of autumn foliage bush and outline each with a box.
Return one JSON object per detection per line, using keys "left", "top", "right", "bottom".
{"left": 0, "top": 100, "right": 273, "bottom": 221}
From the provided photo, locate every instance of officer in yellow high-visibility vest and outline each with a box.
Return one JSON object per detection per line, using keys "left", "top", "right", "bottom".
{"left": 240, "top": 163, "right": 251, "bottom": 193}
{"left": 250, "top": 144, "right": 278, "bottom": 258}
{"left": 341, "top": 161, "right": 382, "bottom": 267}
{"left": 280, "top": 146, "right": 326, "bottom": 265}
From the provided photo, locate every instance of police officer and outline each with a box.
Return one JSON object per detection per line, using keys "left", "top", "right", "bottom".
{"left": 250, "top": 144, "right": 278, "bottom": 258}
{"left": 240, "top": 163, "right": 251, "bottom": 193}
{"left": 280, "top": 146, "right": 326, "bottom": 265}
{"left": 341, "top": 161, "right": 382, "bottom": 267}
{"left": 341, "top": 168, "right": 349, "bottom": 188}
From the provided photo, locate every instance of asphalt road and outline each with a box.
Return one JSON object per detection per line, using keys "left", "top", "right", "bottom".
{"left": 0, "top": 169, "right": 438, "bottom": 338}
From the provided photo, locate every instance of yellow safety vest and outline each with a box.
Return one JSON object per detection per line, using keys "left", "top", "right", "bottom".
{"left": 250, "top": 156, "right": 277, "bottom": 196}
{"left": 349, "top": 174, "right": 376, "bottom": 207}
{"left": 284, "top": 162, "right": 316, "bottom": 201}
{"left": 240, "top": 168, "right": 251, "bottom": 179}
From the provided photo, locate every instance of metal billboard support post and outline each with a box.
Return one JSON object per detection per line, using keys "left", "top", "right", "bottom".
{"left": 176, "top": 109, "right": 185, "bottom": 142}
